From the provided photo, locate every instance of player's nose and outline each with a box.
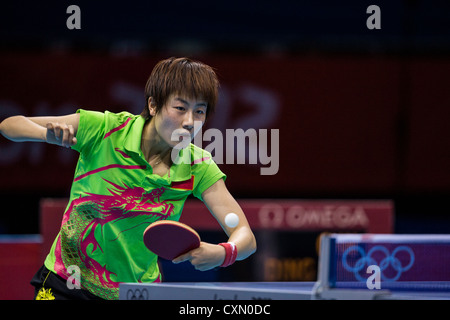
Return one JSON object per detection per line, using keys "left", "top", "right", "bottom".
{"left": 182, "top": 111, "right": 194, "bottom": 131}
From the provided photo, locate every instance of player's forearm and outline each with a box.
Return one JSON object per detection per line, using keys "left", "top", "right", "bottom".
{"left": 0, "top": 115, "right": 47, "bottom": 142}
{"left": 228, "top": 226, "right": 257, "bottom": 261}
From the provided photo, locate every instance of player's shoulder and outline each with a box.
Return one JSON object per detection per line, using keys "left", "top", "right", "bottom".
{"left": 104, "top": 110, "right": 136, "bottom": 124}
{"left": 189, "top": 143, "right": 214, "bottom": 165}
{"left": 78, "top": 109, "right": 135, "bottom": 125}
{"left": 100, "top": 110, "right": 140, "bottom": 133}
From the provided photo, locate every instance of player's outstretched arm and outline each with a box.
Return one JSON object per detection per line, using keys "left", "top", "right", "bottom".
{"left": 0, "top": 114, "right": 80, "bottom": 148}
{"left": 172, "top": 179, "right": 257, "bottom": 271}
{"left": 202, "top": 178, "right": 257, "bottom": 261}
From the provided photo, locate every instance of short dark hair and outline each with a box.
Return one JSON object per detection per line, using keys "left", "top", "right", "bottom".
{"left": 141, "top": 57, "right": 219, "bottom": 120}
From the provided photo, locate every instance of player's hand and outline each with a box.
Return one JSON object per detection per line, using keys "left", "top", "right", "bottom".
{"left": 46, "top": 122, "right": 77, "bottom": 148}
{"left": 172, "top": 242, "right": 226, "bottom": 271}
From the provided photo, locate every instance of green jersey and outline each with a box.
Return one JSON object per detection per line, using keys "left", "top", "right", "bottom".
{"left": 44, "top": 109, "right": 225, "bottom": 300}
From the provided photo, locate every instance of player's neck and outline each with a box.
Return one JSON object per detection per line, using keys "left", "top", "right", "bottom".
{"left": 141, "top": 120, "right": 172, "bottom": 166}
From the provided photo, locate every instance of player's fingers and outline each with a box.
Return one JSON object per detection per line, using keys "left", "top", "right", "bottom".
{"left": 46, "top": 122, "right": 55, "bottom": 135}
{"left": 45, "top": 122, "right": 57, "bottom": 142}
{"left": 53, "top": 122, "right": 61, "bottom": 139}
{"left": 193, "top": 263, "right": 213, "bottom": 271}
{"left": 68, "top": 124, "right": 77, "bottom": 146}
{"left": 172, "top": 252, "right": 192, "bottom": 264}
{"left": 61, "top": 124, "right": 70, "bottom": 147}
{"left": 62, "top": 124, "right": 76, "bottom": 148}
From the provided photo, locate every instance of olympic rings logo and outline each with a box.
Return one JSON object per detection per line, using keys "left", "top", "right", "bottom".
{"left": 126, "top": 288, "right": 149, "bottom": 300}
{"left": 342, "top": 245, "right": 415, "bottom": 282}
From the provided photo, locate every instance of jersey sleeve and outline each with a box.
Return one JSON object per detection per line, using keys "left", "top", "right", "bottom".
{"left": 192, "top": 151, "right": 227, "bottom": 201}
{"left": 71, "top": 109, "right": 106, "bottom": 156}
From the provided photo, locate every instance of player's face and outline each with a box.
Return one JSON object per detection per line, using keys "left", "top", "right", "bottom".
{"left": 150, "top": 94, "right": 207, "bottom": 148}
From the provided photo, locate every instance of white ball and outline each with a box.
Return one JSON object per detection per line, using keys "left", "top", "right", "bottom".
{"left": 225, "top": 213, "right": 239, "bottom": 228}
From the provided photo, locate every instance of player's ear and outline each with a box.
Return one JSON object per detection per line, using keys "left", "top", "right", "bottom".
{"left": 148, "top": 97, "right": 157, "bottom": 117}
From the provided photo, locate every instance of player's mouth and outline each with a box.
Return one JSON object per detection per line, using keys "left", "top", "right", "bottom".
{"left": 177, "top": 133, "right": 192, "bottom": 141}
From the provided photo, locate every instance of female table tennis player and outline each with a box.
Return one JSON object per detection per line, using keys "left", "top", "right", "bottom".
{"left": 0, "top": 57, "right": 257, "bottom": 300}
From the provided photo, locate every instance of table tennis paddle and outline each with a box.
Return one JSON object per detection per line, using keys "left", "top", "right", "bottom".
{"left": 143, "top": 220, "right": 201, "bottom": 260}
